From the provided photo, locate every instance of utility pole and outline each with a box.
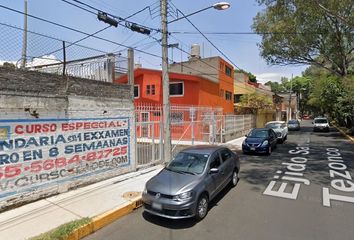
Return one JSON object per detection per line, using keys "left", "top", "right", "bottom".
{"left": 128, "top": 48, "right": 134, "bottom": 101}
{"left": 127, "top": 48, "right": 137, "bottom": 169}
{"left": 161, "top": 0, "right": 171, "bottom": 162}
{"left": 21, "top": 0, "right": 28, "bottom": 68}
{"left": 287, "top": 74, "right": 293, "bottom": 122}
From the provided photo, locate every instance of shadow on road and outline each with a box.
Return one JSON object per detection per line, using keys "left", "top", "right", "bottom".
{"left": 238, "top": 124, "right": 353, "bottom": 190}
{"left": 141, "top": 184, "right": 234, "bottom": 229}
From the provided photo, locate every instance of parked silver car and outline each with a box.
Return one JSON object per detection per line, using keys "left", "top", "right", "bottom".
{"left": 313, "top": 117, "right": 330, "bottom": 132}
{"left": 265, "top": 121, "right": 288, "bottom": 143}
{"left": 142, "top": 145, "right": 240, "bottom": 220}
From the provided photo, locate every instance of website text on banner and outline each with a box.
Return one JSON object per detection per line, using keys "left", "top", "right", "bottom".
{"left": 0, "top": 117, "right": 131, "bottom": 199}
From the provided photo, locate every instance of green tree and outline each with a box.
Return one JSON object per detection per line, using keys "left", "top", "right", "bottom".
{"left": 235, "top": 69, "right": 257, "bottom": 83}
{"left": 240, "top": 93, "right": 273, "bottom": 114}
{"left": 264, "top": 81, "right": 284, "bottom": 93}
{"left": 253, "top": 0, "right": 353, "bottom": 77}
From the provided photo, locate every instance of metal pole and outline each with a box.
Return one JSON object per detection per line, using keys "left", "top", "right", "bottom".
{"left": 62, "top": 41, "right": 66, "bottom": 76}
{"left": 161, "top": 0, "right": 171, "bottom": 162}
{"left": 21, "top": 0, "right": 28, "bottom": 68}
{"left": 127, "top": 48, "right": 137, "bottom": 169}
{"left": 287, "top": 74, "right": 293, "bottom": 122}
{"left": 128, "top": 48, "right": 134, "bottom": 99}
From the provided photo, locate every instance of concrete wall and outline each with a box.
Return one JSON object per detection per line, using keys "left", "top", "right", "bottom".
{"left": 256, "top": 109, "right": 276, "bottom": 128}
{"left": 0, "top": 68, "right": 134, "bottom": 210}
{"left": 169, "top": 57, "right": 219, "bottom": 83}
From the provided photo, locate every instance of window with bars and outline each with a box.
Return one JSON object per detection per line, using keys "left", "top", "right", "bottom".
{"left": 225, "top": 91, "right": 232, "bottom": 101}
{"left": 170, "top": 82, "right": 184, "bottom": 96}
{"left": 134, "top": 85, "right": 139, "bottom": 98}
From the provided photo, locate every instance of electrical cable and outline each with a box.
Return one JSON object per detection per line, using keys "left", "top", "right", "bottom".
{"left": 69, "top": 0, "right": 159, "bottom": 32}
{"left": 170, "top": 31, "right": 325, "bottom": 35}
{"left": 0, "top": 4, "right": 161, "bottom": 59}
{"left": 0, "top": 22, "right": 107, "bottom": 54}
{"left": 172, "top": 6, "right": 242, "bottom": 70}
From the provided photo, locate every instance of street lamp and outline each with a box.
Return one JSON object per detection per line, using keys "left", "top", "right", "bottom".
{"left": 213, "top": 2, "right": 231, "bottom": 10}
{"left": 168, "top": 2, "right": 230, "bottom": 24}
{"left": 161, "top": 1, "right": 230, "bottom": 162}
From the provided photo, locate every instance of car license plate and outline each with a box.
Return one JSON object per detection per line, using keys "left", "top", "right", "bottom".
{"left": 250, "top": 147, "right": 256, "bottom": 151}
{"left": 152, "top": 202, "right": 162, "bottom": 210}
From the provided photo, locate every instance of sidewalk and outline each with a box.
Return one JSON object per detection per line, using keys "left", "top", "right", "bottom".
{"left": 0, "top": 165, "right": 163, "bottom": 240}
{"left": 0, "top": 136, "right": 245, "bottom": 240}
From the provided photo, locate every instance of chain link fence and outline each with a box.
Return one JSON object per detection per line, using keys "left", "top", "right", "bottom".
{"left": 0, "top": 22, "right": 128, "bottom": 81}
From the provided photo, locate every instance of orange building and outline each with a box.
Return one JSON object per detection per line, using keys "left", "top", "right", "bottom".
{"left": 115, "top": 67, "right": 233, "bottom": 113}
{"left": 169, "top": 56, "right": 235, "bottom": 113}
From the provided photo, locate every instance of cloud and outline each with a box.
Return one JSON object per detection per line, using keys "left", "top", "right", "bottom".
{"left": 26, "top": 55, "right": 60, "bottom": 67}
{"left": 0, "top": 55, "right": 60, "bottom": 68}
{"left": 255, "top": 73, "right": 285, "bottom": 84}
{"left": 0, "top": 60, "right": 17, "bottom": 66}
{"left": 254, "top": 72, "right": 301, "bottom": 84}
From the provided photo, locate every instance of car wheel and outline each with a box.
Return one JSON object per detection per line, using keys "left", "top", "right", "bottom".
{"left": 230, "top": 169, "right": 238, "bottom": 187}
{"left": 195, "top": 194, "right": 209, "bottom": 221}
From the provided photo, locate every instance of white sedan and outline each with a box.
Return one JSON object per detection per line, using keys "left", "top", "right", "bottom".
{"left": 265, "top": 121, "right": 288, "bottom": 143}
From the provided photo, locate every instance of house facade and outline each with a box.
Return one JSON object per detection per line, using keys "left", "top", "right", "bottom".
{"left": 115, "top": 68, "right": 228, "bottom": 141}
{"left": 169, "top": 56, "right": 235, "bottom": 113}
{"left": 115, "top": 67, "right": 233, "bottom": 113}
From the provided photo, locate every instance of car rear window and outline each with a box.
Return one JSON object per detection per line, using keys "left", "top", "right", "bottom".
{"left": 167, "top": 152, "right": 209, "bottom": 174}
{"left": 265, "top": 123, "right": 281, "bottom": 129}
{"left": 288, "top": 120, "right": 298, "bottom": 124}
{"left": 314, "top": 119, "right": 328, "bottom": 123}
{"left": 248, "top": 129, "right": 269, "bottom": 138}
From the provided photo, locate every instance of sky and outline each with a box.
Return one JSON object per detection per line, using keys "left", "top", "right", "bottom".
{"left": 0, "top": 0, "right": 308, "bottom": 83}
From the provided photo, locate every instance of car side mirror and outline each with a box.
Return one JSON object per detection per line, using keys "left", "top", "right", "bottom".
{"left": 209, "top": 168, "right": 219, "bottom": 174}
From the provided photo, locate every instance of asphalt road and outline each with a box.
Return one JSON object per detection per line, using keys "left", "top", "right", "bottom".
{"left": 85, "top": 120, "right": 354, "bottom": 240}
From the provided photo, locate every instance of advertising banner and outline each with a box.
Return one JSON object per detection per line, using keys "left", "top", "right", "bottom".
{"left": 0, "top": 117, "right": 130, "bottom": 198}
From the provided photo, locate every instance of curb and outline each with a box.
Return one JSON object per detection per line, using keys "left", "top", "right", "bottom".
{"left": 333, "top": 124, "right": 354, "bottom": 143}
{"left": 64, "top": 196, "right": 143, "bottom": 240}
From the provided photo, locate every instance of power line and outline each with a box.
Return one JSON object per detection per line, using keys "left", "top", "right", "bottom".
{"left": 69, "top": 0, "right": 160, "bottom": 32}
{"left": 169, "top": 2, "right": 241, "bottom": 70}
{"left": 0, "top": 22, "right": 107, "bottom": 54}
{"left": 170, "top": 31, "right": 325, "bottom": 35}
{"left": 0, "top": 4, "right": 161, "bottom": 59}
{"left": 61, "top": 0, "right": 96, "bottom": 15}
{"left": 58, "top": 0, "right": 157, "bottom": 57}
{"left": 44, "top": 25, "right": 111, "bottom": 57}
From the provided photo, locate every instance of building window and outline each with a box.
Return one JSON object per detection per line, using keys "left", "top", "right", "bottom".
{"left": 146, "top": 85, "right": 151, "bottom": 95}
{"left": 170, "top": 82, "right": 184, "bottom": 96}
{"left": 234, "top": 94, "right": 242, "bottom": 103}
{"left": 134, "top": 85, "right": 139, "bottom": 98}
{"left": 225, "top": 91, "right": 232, "bottom": 101}
{"left": 151, "top": 84, "right": 155, "bottom": 95}
{"left": 225, "top": 66, "right": 232, "bottom": 77}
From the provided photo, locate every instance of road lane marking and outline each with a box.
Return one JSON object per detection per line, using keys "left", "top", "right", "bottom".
{"left": 322, "top": 148, "right": 354, "bottom": 207}
{"left": 263, "top": 145, "right": 310, "bottom": 200}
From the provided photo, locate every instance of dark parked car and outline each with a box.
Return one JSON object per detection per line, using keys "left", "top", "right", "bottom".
{"left": 288, "top": 119, "right": 300, "bottom": 131}
{"left": 242, "top": 128, "right": 277, "bottom": 155}
{"left": 142, "top": 145, "right": 240, "bottom": 220}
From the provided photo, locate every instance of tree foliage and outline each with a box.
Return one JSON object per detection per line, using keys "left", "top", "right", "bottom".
{"left": 239, "top": 93, "right": 273, "bottom": 113}
{"left": 235, "top": 69, "right": 257, "bottom": 83}
{"left": 253, "top": 0, "right": 353, "bottom": 77}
